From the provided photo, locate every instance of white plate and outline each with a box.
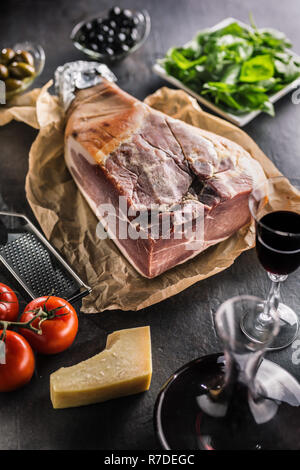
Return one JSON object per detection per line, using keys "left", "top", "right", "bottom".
{"left": 153, "top": 17, "right": 300, "bottom": 127}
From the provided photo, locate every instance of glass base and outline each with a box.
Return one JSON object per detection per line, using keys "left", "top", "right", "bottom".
{"left": 154, "top": 354, "right": 300, "bottom": 450}
{"left": 241, "top": 302, "right": 299, "bottom": 351}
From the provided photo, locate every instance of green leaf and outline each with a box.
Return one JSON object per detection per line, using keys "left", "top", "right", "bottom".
{"left": 240, "top": 55, "right": 274, "bottom": 82}
{"left": 254, "top": 78, "right": 278, "bottom": 91}
{"left": 170, "top": 49, "right": 207, "bottom": 70}
{"left": 235, "top": 42, "right": 254, "bottom": 61}
{"left": 271, "top": 83, "right": 285, "bottom": 93}
{"left": 221, "top": 64, "right": 241, "bottom": 84}
{"left": 218, "top": 92, "right": 242, "bottom": 110}
{"left": 258, "top": 28, "right": 292, "bottom": 49}
{"left": 202, "top": 81, "right": 237, "bottom": 93}
{"left": 275, "top": 52, "right": 292, "bottom": 64}
{"left": 237, "top": 83, "right": 268, "bottom": 93}
{"left": 274, "top": 58, "right": 300, "bottom": 83}
{"left": 261, "top": 100, "right": 275, "bottom": 116}
{"left": 213, "top": 22, "right": 247, "bottom": 39}
{"left": 238, "top": 90, "right": 269, "bottom": 107}
{"left": 196, "top": 29, "right": 211, "bottom": 46}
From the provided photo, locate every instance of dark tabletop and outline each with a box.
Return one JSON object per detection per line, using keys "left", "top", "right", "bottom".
{"left": 0, "top": 0, "right": 300, "bottom": 450}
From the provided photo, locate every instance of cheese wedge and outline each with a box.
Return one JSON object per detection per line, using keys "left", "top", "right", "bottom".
{"left": 50, "top": 326, "right": 152, "bottom": 409}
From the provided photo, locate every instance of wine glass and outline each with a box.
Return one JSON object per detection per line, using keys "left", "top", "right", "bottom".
{"left": 154, "top": 295, "right": 300, "bottom": 450}
{"left": 241, "top": 176, "right": 300, "bottom": 350}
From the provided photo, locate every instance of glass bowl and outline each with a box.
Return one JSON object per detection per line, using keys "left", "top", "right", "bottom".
{"left": 4, "top": 41, "right": 45, "bottom": 101}
{"left": 70, "top": 8, "right": 151, "bottom": 62}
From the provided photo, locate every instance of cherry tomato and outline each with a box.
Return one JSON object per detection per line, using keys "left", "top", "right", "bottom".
{"left": 19, "top": 296, "right": 78, "bottom": 355}
{"left": 0, "top": 330, "right": 35, "bottom": 392}
{"left": 0, "top": 283, "right": 19, "bottom": 321}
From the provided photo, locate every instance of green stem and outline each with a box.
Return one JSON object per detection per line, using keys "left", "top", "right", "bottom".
{"left": 0, "top": 322, "right": 8, "bottom": 342}
{"left": 0, "top": 307, "right": 46, "bottom": 336}
{"left": 0, "top": 298, "right": 68, "bottom": 339}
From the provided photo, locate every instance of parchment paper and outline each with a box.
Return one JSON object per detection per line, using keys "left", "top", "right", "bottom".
{"left": 0, "top": 82, "right": 295, "bottom": 313}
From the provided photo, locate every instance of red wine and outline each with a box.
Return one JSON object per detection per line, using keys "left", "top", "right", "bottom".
{"left": 154, "top": 354, "right": 300, "bottom": 450}
{"left": 256, "top": 210, "right": 300, "bottom": 275}
{"left": 196, "top": 380, "right": 299, "bottom": 450}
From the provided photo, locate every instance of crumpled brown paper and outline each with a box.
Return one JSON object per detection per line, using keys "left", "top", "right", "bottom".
{"left": 0, "top": 82, "right": 295, "bottom": 313}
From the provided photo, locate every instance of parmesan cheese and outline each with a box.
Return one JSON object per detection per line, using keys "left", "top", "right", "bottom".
{"left": 50, "top": 326, "right": 152, "bottom": 409}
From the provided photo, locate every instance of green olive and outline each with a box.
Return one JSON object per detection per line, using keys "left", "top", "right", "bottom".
{"left": 5, "top": 78, "right": 23, "bottom": 91}
{"left": 0, "top": 48, "right": 15, "bottom": 65}
{"left": 0, "top": 64, "right": 9, "bottom": 80}
{"left": 8, "top": 61, "right": 35, "bottom": 79}
{"left": 14, "top": 50, "right": 34, "bottom": 67}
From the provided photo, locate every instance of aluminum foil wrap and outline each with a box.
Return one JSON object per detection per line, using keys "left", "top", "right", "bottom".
{"left": 55, "top": 61, "right": 117, "bottom": 111}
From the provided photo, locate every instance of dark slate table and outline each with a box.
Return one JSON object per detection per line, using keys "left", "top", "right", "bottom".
{"left": 0, "top": 0, "right": 300, "bottom": 450}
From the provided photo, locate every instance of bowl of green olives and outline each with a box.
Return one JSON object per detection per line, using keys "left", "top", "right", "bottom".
{"left": 0, "top": 42, "right": 45, "bottom": 101}
{"left": 70, "top": 6, "right": 151, "bottom": 61}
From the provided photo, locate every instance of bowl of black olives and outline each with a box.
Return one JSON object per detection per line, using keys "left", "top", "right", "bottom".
{"left": 0, "top": 41, "right": 45, "bottom": 101}
{"left": 70, "top": 6, "right": 151, "bottom": 61}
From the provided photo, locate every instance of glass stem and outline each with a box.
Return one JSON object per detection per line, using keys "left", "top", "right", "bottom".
{"left": 255, "top": 273, "right": 287, "bottom": 332}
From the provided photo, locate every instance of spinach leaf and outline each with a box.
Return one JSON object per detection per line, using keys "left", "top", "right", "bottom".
{"left": 212, "top": 22, "right": 247, "bottom": 39}
{"left": 170, "top": 49, "right": 207, "bottom": 70}
{"left": 274, "top": 58, "right": 300, "bottom": 83}
{"left": 258, "top": 28, "right": 292, "bottom": 49}
{"left": 240, "top": 55, "right": 274, "bottom": 82}
{"left": 221, "top": 64, "right": 241, "bottom": 84}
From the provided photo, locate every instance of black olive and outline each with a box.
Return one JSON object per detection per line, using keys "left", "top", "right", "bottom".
{"left": 115, "top": 32, "right": 125, "bottom": 43}
{"left": 109, "top": 6, "right": 122, "bottom": 18}
{"left": 121, "top": 18, "right": 134, "bottom": 29}
{"left": 132, "top": 15, "right": 140, "bottom": 27}
{"left": 113, "top": 23, "right": 121, "bottom": 34}
{"left": 84, "top": 22, "right": 93, "bottom": 31}
{"left": 78, "top": 32, "right": 86, "bottom": 44}
{"left": 131, "top": 28, "right": 138, "bottom": 40}
{"left": 104, "top": 47, "right": 114, "bottom": 56}
{"left": 107, "top": 37, "right": 114, "bottom": 45}
{"left": 88, "top": 30, "right": 97, "bottom": 40}
{"left": 95, "top": 19, "right": 104, "bottom": 32}
{"left": 121, "top": 44, "right": 130, "bottom": 53}
{"left": 126, "top": 31, "right": 137, "bottom": 47}
{"left": 122, "top": 9, "right": 133, "bottom": 19}
{"left": 90, "top": 43, "right": 98, "bottom": 51}
{"left": 101, "top": 24, "right": 109, "bottom": 34}
{"left": 112, "top": 40, "right": 130, "bottom": 55}
{"left": 109, "top": 20, "right": 117, "bottom": 29}
{"left": 107, "top": 28, "right": 115, "bottom": 37}
{"left": 96, "top": 33, "right": 105, "bottom": 43}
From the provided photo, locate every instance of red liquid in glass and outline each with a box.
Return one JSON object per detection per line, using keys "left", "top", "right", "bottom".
{"left": 256, "top": 210, "right": 300, "bottom": 275}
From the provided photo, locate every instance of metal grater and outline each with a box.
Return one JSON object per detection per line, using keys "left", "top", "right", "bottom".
{"left": 0, "top": 211, "right": 91, "bottom": 303}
